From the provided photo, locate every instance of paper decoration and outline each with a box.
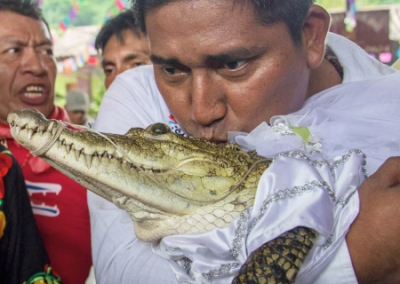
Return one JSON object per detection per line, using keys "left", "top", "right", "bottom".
{"left": 69, "top": 7, "right": 77, "bottom": 20}
{"left": 75, "top": 54, "right": 85, "bottom": 68}
{"left": 379, "top": 52, "right": 392, "bottom": 63}
{"left": 63, "top": 17, "right": 71, "bottom": 28}
{"left": 87, "top": 56, "right": 99, "bottom": 66}
{"left": 54, "top": 1, "right": 80, "bottom": 34}
{"left": 73, "top": 2, "right": 80, "bottom": 13}
{"left": 39, "top": 0, "right": 128, "bottom": 72}
{"left": 39, "top": 0, "right": 127, "bottom": 34}
{"left": 59, "top": 22, "right": 67, "bottom": 32}
{"left": 115, "top": 0, "right": 125, "bottom": 11}
{"left": 345, "top": 0, "right": 357, "bottom": 33}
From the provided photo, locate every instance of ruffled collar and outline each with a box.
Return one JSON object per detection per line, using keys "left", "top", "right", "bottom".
{"left": 228, "top": 116, "right": 322, "bottom": 158}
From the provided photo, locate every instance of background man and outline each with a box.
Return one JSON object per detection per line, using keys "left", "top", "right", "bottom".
{"left": 0, "top": 1, "right": 92, "bottom": 283}
{"left": 65, "top": 89, "right": 95, "bottom": 127}
{"left": 90, "top": 0, "right": 400, "bottom": 283}
{"left": 95, "top": 10, "right": 151, "bottom": 89}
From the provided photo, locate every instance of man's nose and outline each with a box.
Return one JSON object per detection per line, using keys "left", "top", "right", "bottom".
{"left": 20, "top": 49, "right": 47, "bottom": 75}
{"left": 190, "top": 72, "right": 226, "bottom": 126}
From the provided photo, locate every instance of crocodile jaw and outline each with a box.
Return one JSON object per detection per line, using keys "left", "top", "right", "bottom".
{"left": 8, "top": 109, "right": 264, "bottom": 241}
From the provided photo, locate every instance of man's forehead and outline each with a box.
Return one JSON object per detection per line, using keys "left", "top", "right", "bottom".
{"left": 144, "top": 0, "right": 257, "bottom": 28}
{"left": 0, "top": 13, "right": 52, "bottom": 44}
{"left": 144, "top": 0, "right": 252, "bottom": 15}
{"left": 145, "top": 0, "right": 277, "bottom": 65}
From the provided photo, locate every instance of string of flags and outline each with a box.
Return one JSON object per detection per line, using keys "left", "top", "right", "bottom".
{"left": 58, "top": 43, "right": 96, "bottom": 74}
{"left": 34, "top": 0, "right": 130, "bottom": 73}
{"left": 35, "top": 0, "right": 128, "bottom": 33}
{"left": 60, "top": 0, "right": 127, "bottom": 32}
{"left": 104, "top": 0, "right": 127, "bottom": 22}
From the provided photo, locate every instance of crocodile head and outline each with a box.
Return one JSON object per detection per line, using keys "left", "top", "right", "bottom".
{"left": 8, "top": 109, "right": 270, "bottom": 241}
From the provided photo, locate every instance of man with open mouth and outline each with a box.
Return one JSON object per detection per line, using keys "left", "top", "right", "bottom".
{"left": 0, "top": 0, "right": 92, "bottom": 283}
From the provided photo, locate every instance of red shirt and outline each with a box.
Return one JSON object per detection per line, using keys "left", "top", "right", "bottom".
{"left": 0, "top": 107, "right": 92, "bottom": 284}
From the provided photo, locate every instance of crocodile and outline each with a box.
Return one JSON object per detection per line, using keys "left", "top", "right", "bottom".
{"left": 8, "top": 109, "right": 317, "bottom": 283}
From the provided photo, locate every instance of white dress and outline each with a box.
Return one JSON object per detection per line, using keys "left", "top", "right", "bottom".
{"left": 89, "top": 33, "right": 398, "bottom": 283}
{"left": 154, "top": 72, "right": 400, "bottom": 283}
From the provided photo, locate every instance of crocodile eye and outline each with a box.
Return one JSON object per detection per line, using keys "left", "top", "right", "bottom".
{"left": 151, "top": 123, "right": 169, "bottom": 135}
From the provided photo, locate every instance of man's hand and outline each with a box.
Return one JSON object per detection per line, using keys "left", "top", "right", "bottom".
{"left": 347, "top": 157, "right": 400, "bottom": 284}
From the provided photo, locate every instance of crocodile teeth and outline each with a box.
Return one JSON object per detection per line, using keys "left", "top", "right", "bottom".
{"left": 74, "top": 149, "right": 82, "bottom": 161}
{"left": 46, "top": 121, "right": 54, "bottom": 132}
{"left": 15, "top": 126, "right": 21, "bottom": 135}
{"left": 92, "top": 155, "right": 100, "bottom": 167}
{"left": 27, "top": 129, "right": 34, "bottom": 140}
{"left": 85, "top": 154, "right": 93, "bottom": 169}
{"left": 65, "top": 144, "right": 72, "bottom": 153}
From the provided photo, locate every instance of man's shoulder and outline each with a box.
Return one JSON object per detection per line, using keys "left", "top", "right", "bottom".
{"left": 117, "top": 65, "right": 155, "bottom": 84}
{"left": 106, "top": 65, "right": 163, "bottom": 106}
{"left": 326, "top": 32, "right": 396, "bottom": 83}
{"left": 109, "top": 65, "right": 160, "bottom": 99}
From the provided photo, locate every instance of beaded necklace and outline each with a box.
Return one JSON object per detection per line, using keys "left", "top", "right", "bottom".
{"left": 325, "top": 47, "right": 344, "bottom": 81}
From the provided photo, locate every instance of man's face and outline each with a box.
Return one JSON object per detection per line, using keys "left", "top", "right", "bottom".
{"left": 146, "top": 0, "right": 313, "bottom": 142}
{"left": 102, "top": 30, "right": 151, "bottom": 89}
{"left": 0, "top": 11, "right": 56, "bottom": 125}
{"left": 66, "top": 109, "right": 87, "bottom": 126}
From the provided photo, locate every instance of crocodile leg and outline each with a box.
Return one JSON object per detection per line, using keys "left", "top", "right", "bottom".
{"left": 232, "top": 227, "right": 317, "bottom": 284}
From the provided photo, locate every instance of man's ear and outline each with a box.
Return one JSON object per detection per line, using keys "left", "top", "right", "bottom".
{"left": 302, "top": 5, "right": 330, "bottom": 69}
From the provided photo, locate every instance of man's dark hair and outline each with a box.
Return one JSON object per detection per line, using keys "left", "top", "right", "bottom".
{"left": 131, "top": 0, "right": 315, "bottom": 45}
{"left": 95, "top": 10, "right": 143, "bottom": 52}
{"left": 0, "top": 0, "right": 50, "bottom": 34}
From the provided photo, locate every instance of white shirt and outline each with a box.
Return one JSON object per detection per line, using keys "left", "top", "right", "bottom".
{"left": 89, "top": 33, "right": 398, "bottom": 283}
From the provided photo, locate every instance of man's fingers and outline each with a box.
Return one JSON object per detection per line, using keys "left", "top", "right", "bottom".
{"left": 347, "top": 156, "right": 400, "bottom": 283}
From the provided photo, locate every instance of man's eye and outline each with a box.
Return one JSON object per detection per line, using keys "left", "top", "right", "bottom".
{"left": 43, "top": 48, "right": 53, "bottom": 56}
{"left": 38, "top": 48, "right": 53, "bottom": 56}
{"left": 159, "top": 65, "right": 187, "bottom": 81}
{"left": 6, "top": 48, "right": 18, "bottom": 54}
{"left": 103, "top": 68, "right": 113, "bottom": 75}
{"left": 223, "top": 60, "right": 246, "bottom": 70}
{"left": 163, "top": 66, "right": 177, "bottom": 75}
{"left": 127, "top": 62, "right": 145, "bottom": 69}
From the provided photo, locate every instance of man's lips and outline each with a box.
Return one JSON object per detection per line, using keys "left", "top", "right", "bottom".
{"left": 18, "top": 84, "right": 49, "bottom": 105}
{"left": 24, "top": 85, "right": 44, "bottom": 97}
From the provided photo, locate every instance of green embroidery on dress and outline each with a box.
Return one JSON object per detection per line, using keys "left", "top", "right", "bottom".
{"left": 0, "top": 149, "right": 12, "bottom": 156}
{"left": 290, "top": 126, "right": 311, "bottom": 143}
{"left": 24, "top": 266, "right": 62, "bottom": 284}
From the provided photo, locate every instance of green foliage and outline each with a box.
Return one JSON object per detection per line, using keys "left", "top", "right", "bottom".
{"left": 89, "top": 71, "right": 106, "bottom": 117}
{"left": 41, "top": 0, "right": 119, "bottom": 29}
{"left": 316, "top": 0, "right": 400, "bottom": 9}
{"left": 315, "top": 0, "right": 345, "bottom": 9}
